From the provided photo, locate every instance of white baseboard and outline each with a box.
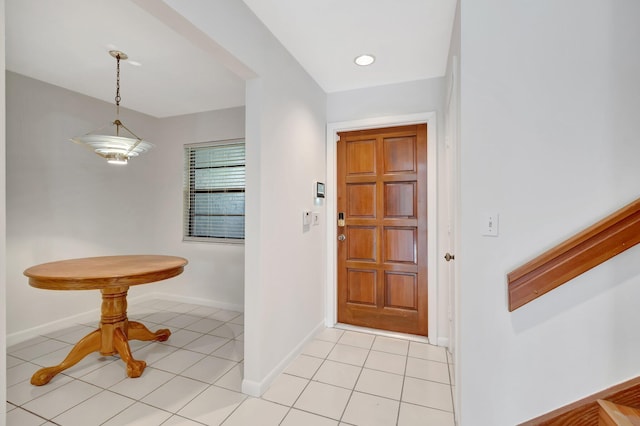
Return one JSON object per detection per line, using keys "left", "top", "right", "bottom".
{"left": 7, "top": 293, "right": 242, "bottom": 347}
{"left": 241, "top": 378, "right": 262, "bottom": 397}
{"left": 7, "top": 308, "right": 100, "bottom": 347}
{"left": 242, "top": 320, "right": 326, "bottom": 397}
{"left": 437, "top": 336, "right": 449, "bottom": 347}
{"left": 148, "top": 292, "right": 244, "bottom": 313}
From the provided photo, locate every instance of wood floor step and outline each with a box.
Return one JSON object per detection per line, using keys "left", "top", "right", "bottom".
{"left": 598, "top": 399, "right": 640, "bottom": 426}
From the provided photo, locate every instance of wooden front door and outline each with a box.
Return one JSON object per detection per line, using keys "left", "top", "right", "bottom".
{"left": 337, "top": 124, "right": 428, "bottom": 336}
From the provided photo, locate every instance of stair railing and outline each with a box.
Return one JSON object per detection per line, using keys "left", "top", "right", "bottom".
{"left": 508, "top": 198, "right": 640, "bottom": 311}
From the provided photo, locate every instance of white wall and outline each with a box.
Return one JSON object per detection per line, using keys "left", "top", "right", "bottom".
{"left": 1, "top": 0, "right": 8, "bottom": 421}
{"left": 458, "top": 1, "right": 640, "bottom": 424}
{"left": 327, "top": 79, "right": 451, "bottom": 344}
{"left": 160, "top": 0, "right": 328, "bottom": 395}
{"left": 146, "top": 108, "right": 246, "bottom": 309}
{"left": 444, "top": 1, "right": 461, "bottom": 421}
{"left": 6, "top": 72, "right": 246, "bottom": 341}
{"left": 327, "top": 78, "right": 445, "bottom": 124}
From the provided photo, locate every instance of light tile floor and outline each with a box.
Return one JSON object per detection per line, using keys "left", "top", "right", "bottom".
{"left": 6, "top": 299, "right": 455, "bottom": 425}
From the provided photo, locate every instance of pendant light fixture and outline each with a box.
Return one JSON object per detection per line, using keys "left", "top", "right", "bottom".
{"left": 70, "top": 50, "right": 153, "bottom": 165}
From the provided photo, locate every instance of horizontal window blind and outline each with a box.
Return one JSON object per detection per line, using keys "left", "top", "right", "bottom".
{"left": 184, "top": 141, "right": 245, "bottom": 242}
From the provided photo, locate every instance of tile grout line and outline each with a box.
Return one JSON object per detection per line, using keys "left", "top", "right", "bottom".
{"left": 10, "top": 301, "right": 244, "bottom": 424}
{"left": 448, "top": 350, "right": 457, "bottom": 425}
{"left": 336, "top": 334, "right": 375, "bottom": 424}
{"left": 14, "top": 405, "right": 63, "bottom": 426}
{"left": 275, "top": 353, "right": 323, "bottom": 424}
{"left": 94, "top": 389, "right": 139, "bottom": 426}
{"left": 43, "top": 379, "right": 111, "bottom": 424}
{"left": 8, "top": 301, "right": 455, "bottom": 425}
{"left": 136, "top": 334, "right": 244, "bottom": 419}
{"left": 214, "top": 391, "right": 247, "bottom": 426}
{"left": 133, "top": 317, "right": 244, "bottom": 423}
{"left": 277, "top": 333, "right": 340, "bottom": 424}
{"left": 397, "top": 338, "right": 410, "bottom": 425}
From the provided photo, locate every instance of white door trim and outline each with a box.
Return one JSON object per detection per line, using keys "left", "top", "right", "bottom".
{"left": 325, "top": 112, "right": 438, "bottom": 343}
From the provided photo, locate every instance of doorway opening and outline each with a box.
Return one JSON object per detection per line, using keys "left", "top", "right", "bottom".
{"left": 336, "top": 124, "right": 428, "bottom": 336}
{"left": 325, "top": 112, "right": 438, "bottom": 342}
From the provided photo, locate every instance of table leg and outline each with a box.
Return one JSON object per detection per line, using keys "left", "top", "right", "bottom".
{"left": 113, "top": 327, "right": 146, "bottom": 378}
{"left": 31, "top": 329, "right": 101, "bottom": 386}
{"left": 31, "top": 286, "right": 172, "bottom": 385}
{"left": 128, "top": 321, "right": 171, "bottom": 342}
{"left": 100, "top": 287, "right": 157, "bottom": 379}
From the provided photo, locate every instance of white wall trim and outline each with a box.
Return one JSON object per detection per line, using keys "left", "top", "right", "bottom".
{"left": 241, "top": 319, "right": 325, "bottom": 397}
{"left": 325, "top": 112, "right": 439, "bottom": 343}
{"left": 7, "top": 307, "right": 101, "bottom": 347}
{"left": 150, "top": 292, "right": 244, "bottom": 313}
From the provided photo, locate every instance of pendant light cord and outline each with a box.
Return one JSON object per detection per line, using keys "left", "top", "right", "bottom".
{"left": 114, "top": 53, "right": 122, "bottom": 136}
{"left": 115, "top": 54, "right": 121, "bottom": 118}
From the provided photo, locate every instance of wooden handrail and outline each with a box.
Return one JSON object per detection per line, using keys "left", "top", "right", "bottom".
{"left": 508, "top": 198, "right": 640, "bottom": 311}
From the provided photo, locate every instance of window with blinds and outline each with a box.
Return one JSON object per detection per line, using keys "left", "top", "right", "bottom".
{"left": 184, "top": 140, "right": 245, "bottom": 242}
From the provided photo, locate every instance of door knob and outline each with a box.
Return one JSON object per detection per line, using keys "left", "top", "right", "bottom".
{"left": 338, "top": 234, "right": 346, "bottom": 241}
{"left": 444, "top": 252, "right": 455, "bottom": 262}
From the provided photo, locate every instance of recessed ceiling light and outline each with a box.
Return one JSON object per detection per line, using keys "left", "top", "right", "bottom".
{"left": 354, "top": 54, "right": 375, "bottom": 66}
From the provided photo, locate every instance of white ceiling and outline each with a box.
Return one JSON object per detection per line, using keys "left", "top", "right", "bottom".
{"left": 5, "top": 0, "right": 457, "bottom": 118}
{"left": 5, "top": 0, "right": 246, "bottom": 118}
{"left": 242, "top": 0, "right": 457, "bottom": 93}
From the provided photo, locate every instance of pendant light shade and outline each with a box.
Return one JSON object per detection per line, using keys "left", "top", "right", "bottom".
{"left": 71, "top": 121, "right": 153, "bottom": 165}
{"left": 70, "top": 50, "right": 153, "bottom": 165}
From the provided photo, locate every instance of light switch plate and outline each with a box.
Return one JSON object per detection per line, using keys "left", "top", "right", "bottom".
{"left": 312, "top": 212, "right": 320, "bottom": 226}
{"left": 483, "top": 213, "right": 499, "bottom": 236}
{"left": 303, "top": 211, "right": 311, "bottom": 226}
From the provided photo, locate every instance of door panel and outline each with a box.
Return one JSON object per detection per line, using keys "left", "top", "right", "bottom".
{"left": 348, "top": 184, "right": 376, "bottom": 217}
{"left": 384, "top": 227, "right": 417, "bottom": 264}
{"left": 337, "top": 124, "right": 428, "bottom": 336}
{"left": 384, "top": 182, "right": 416, "bottom": 218}
{"left": 383, "top": 137, "right": 416, "bottom": 173}
{"left": 385, "top": 272, "right": 418, "bottom": 309}
{"left": 347, "top": 270, "right": 377, "bottom": 305}
{"left": 347, "top": 227, "right": 377, "bottom": 261}
{"left": 346, "top": 140, "right": 376, "bottom": 175}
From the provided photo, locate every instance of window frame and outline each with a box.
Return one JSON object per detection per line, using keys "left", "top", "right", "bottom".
{"left": 183, "top": 139, "right": 246, "bottom": 244}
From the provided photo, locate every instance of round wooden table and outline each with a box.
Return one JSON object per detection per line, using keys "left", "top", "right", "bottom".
{"left": 23, "top": 255, "right": 188, "bottom": 386}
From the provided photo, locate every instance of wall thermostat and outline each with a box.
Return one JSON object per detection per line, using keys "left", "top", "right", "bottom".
{"left": 315, "top": 181, "right": 325, "bottom": 198}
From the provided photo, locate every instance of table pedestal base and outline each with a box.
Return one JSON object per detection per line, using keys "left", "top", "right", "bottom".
{"left": 31, "top": 287, "right": 170, "bottom": 386}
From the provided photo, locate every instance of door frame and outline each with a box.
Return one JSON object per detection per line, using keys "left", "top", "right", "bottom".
{"left": 445, "top": 56, "right": 460, "bottom": 356}
{"left": 325, "top": 112, "right": 439, "bottom": 343}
